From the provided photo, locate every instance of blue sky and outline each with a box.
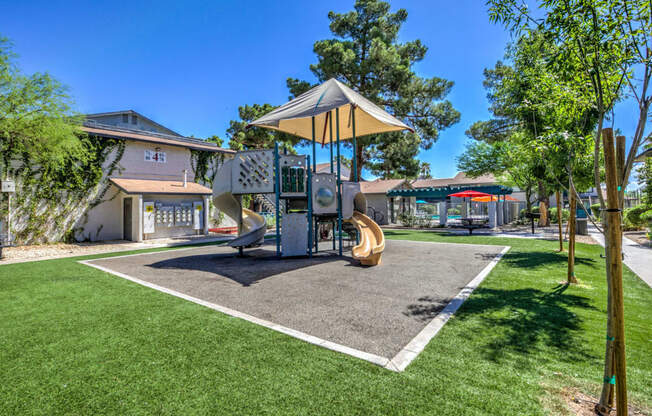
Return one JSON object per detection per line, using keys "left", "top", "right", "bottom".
{"left": 0, "top": 0, "right": 647, "bottom": 181}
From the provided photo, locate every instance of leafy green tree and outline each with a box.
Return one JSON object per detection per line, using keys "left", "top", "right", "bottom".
{"left": 226, "top": 104, "right": 300, "bottom": 152}
{"left": 487, "top": 2, "right": 651, "bottom": 411}
{"left": 204, "top": 135, "right": 223, "bottom": 147}
{"left": 638, "top": 139, "right": 652, "bottom": 207}
{"left": 487, "top": 0, "right": 650, "bottom": 209}
{"left": 418, "top": 162, "right": 432, "bottom": 179}
{"left": 458, "top": 136, "right": 539, "bottom": 210}
{"left": 286, "top": 0, "right": 460, "bottom": 181}
{"left": 367, "top": 132, "right": 420, "bottom": 178}
{"left": 0, "top": 37, "right": 84, "bottom": 175}
{"left": 462, "top": 32, "right": 597, "bottom": 219}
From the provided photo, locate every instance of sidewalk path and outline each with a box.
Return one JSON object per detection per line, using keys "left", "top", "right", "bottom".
{"left": 0, "top": 235, "right": 234, "bottom": 265}
{"left": 588, "top": 225, "right": 652, "bottom": 288}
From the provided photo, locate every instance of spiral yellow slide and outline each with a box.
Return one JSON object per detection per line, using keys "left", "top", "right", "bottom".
{"left": 347, "top": 211, "right": 385, "bottom": 266}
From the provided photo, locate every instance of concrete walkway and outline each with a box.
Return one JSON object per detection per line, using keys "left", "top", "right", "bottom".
{"left": 0, "top": 235, "right": 236, "bottom": 265}
{"left": 588, "top": 225, "right": 652, "bottom": 288}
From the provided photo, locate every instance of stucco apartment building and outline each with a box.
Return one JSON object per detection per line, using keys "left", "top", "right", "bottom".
{"left": 361, "top": 179, "right": 415, "bottom": 225}
{"left": 79, "top": 110, "right": 233, "bottom": 242}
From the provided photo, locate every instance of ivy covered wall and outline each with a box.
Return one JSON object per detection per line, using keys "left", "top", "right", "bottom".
{"left": 0, "top": 136, "right": 125, "bottom": 245}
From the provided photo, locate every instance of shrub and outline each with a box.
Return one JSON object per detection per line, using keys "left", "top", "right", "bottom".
{"left": 416, "top": 215, "right": 432, "bottom": 228}
{"left": 419, "top": 204, "right": 437, "bottom": 215}
{"left": 447, "top": 207, "right": 461, "bottom": 215}
{"left": 623, "top": 205, "right": 648, "bottom": 230}
{"left": 641, "top": 209, "right": 652, "bottom": 232}
{"left": 398, "top": 212, "right": 417, "bottom": 228}
{"left": 549, "top": 207, "right": 570, "bottom": 224}
{"left": 519, "top": 206, "right": 540, "bottom": 219}
{"left": 591, "top": 203, "right": 601, "bottom": 219}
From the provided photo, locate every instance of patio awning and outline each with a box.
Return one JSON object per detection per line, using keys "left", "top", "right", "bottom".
{"left": 387, "top": 184, "right": 513, "bottom": 200}
{"left": 247, "top": 78, "right": 413, "bottom": 144}
{"left": 110, "top": 178, "right": 212, "bottom": 195}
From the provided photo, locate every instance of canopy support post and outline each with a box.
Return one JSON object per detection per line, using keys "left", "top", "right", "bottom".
{"left": 307, "top": 155, "right": 313, "bottom": 258}
{"left": 336, "top": 108, "right": 343, "bottom": 256}
{"left": 351, "top": 105, "right": 357, "bottom": 182}
{"left": 311, "top": 116, "right": 316, "bottom": 173}
{"left": 329, "top": 111, "right": 334, "bottom": 174}
{"left": 274, "top": 141, "right": 281, "bottom": 257}
{"left": 329, "top": 111, "right": 335, "bottom": 251}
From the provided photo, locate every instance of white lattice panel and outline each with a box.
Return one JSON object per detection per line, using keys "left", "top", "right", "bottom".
{"left": 231, "top": 150, "right": 275, "bottom": 194}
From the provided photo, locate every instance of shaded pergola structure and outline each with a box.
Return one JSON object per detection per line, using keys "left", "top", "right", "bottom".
{"left": 387, "top": 184, "right": 513, "bottom": 201}
{"left": 389, "top": 184, "right": 515, "bottom": 227}
{"left": 248, "top": 78, "right": 413, "bottom": 256}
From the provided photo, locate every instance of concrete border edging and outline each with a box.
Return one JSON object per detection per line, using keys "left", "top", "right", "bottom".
{"left": 385, "top": 245, "right": 510, "bottom": 371}
{"left": 79, "top": 242, "right": 510, "bottom": 372}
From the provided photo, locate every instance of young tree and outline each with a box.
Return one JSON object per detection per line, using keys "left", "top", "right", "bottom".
{"left": 286, "top": 0, "right": 460, "bottom": 180}
{"left": 487, "top": 1, "right": 652, "bottom": 412}
{"left": 0, "top": 37, "right": 84, "bottom": 175}
{"left": 638, "top": 139, "right": 652, "bottom": 207}
{"left": 458, "top": 138, "right": 538, "bottom": 211}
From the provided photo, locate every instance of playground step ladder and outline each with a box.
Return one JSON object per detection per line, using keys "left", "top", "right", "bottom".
{"left": 255, "top": 194, "right": 283, "bottom": 215}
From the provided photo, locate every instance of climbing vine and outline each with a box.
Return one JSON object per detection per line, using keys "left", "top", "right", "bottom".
{"left": 1, "top": 134, "right": 125, "bottom": 244}
{"left": 190, "top": 149, "right": 228, "bottom": 226}
{"left": 190, "top": 149, "right": 225, "bottom": 188}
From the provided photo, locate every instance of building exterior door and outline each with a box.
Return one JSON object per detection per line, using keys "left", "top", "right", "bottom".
{"left": 123, "top": 198, "right": 133, "bottom": 241}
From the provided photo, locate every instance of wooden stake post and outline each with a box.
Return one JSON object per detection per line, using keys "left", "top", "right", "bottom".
{"left": 603, "top": 128, "right": 628, "bottom": 415}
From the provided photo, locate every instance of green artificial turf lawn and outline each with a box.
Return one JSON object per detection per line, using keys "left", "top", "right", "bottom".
{"left": 1, "top": 232, "right": 650, "bottom": 415}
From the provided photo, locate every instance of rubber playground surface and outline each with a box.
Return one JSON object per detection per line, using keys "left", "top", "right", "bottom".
{"left": 85, "top": 239, "right": 505, "bottom": 360}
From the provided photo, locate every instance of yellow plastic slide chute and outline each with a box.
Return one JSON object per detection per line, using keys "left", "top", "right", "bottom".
{"left": 347, "top": 211, "right": 385, "bottom": 266}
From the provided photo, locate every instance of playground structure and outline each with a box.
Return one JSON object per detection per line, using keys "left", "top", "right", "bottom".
{"left": 212, "top": 78, "right": 412, "bottom": 266}
{"left": 213, "top": 147, "right": 384, "bottom": 265}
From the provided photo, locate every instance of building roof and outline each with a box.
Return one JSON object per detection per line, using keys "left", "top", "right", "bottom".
{"left": 85, "top": 110, "right": 182, "bottom": 136}
{"left": 82, "top": 124, "right": 233, "bottom": 153}
{"left": 360, "top": 178, "right": 409, "bottom": 194}
{"left": 110, "top": 178, "right": 213, "bottom": 195}
{"left": 411, "top": 172, "right": 497, "bottom": 188}
{"left": 315, "top": 162, "right": 351, "bottom": 181}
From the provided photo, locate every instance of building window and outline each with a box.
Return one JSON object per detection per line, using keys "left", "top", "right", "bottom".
{"left": 132, "top": 114, "right": 138, "bottom": 125}
{"left": 122, "top": 114, "right": 129, "bottom": 123}
{"left": 144, "top": 150, "right": 166, "bottom": 163}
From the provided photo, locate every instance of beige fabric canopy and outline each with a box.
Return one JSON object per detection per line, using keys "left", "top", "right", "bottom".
{"left": 247, "top": 78, "right": 413, "bottom": 143}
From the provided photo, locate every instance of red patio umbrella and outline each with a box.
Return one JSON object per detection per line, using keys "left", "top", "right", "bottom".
{"left": 448, "top": 190, "right": 492, "bottom": 220}
{"left": 448, "top": 190, "right": 492, "bottom": 198}
{"left": 471, "top": 195, "right": 518, "bottom": 202}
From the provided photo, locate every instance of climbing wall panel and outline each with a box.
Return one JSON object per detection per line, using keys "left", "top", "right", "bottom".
{"left": 231, "top": 150, "right": 275, "bottom": 194}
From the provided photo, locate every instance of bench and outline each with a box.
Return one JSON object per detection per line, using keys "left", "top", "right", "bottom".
{"left": 451, "top": 218, "right": 489, "bottom": 235}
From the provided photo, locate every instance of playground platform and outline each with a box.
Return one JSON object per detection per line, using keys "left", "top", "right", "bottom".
{"left": 83, "top": 239, "right": 507, "bottom": 370}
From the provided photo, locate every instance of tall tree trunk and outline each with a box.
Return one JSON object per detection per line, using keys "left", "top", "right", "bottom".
{"left": 602, "top": 128, "right": 628, "bottom": 415}
{"left": 539, "top": 200, "right": 548, "bottom": 227}
{"left": 537, "top": 181, "right": 551, "bottom": 226}
{"left": 567, "top": 176, "right": 578, "bottom": 284}
{"left": 525, "top": 187, "right": 533, "bottom": 213}
{"left": 556, "top": 190, "right": 563, "bottom": 252}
